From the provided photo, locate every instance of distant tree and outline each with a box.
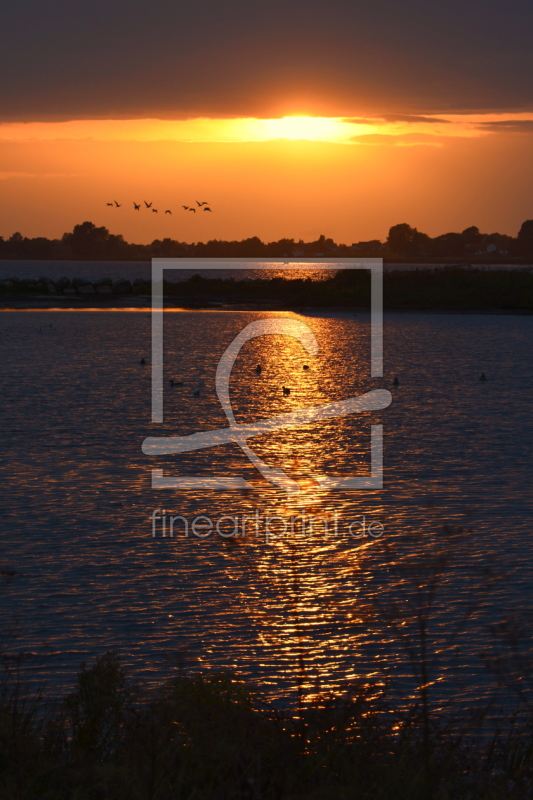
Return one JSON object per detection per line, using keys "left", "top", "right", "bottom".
{"left": 351, "top": 239, "right": 384, "bottom": 256}
{"left": 265, "top": 238, "right": 294, "bottom": 257}
{"left": 151, "top": 237, "right": 181, "bottom": 257}
{"left": 431, "top": 232, "right": 464, "bottom": 258}
{"left": 461, "top": 226, "right": 480, "bottom": 241}
{"left": 517, "top": 220, "right": 533, "bottom": 257}
{"left": 193, "top": 239, "right": 230, "bottom": 257}
{"left": 105, "top": 233, "right": 127, "bottom": 258}
{"left": 459, "top": 226, "right": 482, "bottom": 254}
{"left": 313, "top": 234, "right": 336, "bottom": 254}
{"left": 5, "top": 232, "right": 26, "bottom": 257}
{"left": 387, "top": 223, "right": 412, "bottom": 256}
{"left": 62, "top": 221, "right": 112, "bottom": 259}
{"left": 387, "top": 224, "right": 429, "bottom": 258}
{"left": 26, "top": 237, "right": 54, "bottom": 259}
{"left": 235, "top": 236, "right": 266, "bottom": 257}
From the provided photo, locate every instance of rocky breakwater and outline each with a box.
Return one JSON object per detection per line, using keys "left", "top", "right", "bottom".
{"left": 0, "top": 276, "right": 151, "bottom": 306}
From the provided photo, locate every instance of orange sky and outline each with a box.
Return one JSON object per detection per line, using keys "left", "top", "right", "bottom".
{"left": 1, "top": 113, "right": 532, "bottom": 244}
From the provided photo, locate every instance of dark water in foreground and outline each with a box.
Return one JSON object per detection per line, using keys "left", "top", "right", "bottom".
{"left": 0, "top": 308, "right": 532, "bottom": 710}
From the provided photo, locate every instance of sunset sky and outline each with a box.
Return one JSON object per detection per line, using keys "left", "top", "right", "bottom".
{"left": 1, "top": 0, "right": 532, "bottom": 244}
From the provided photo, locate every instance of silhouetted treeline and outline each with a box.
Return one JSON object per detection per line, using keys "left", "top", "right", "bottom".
{"left": 1, "top": 219, "right": 533, "bottom": 261}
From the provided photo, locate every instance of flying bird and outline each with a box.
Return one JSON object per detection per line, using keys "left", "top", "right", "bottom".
{"left": 196, "top": 201, "right": 209, "bottom": 206}
{"left": 152, "top": 209, "right": 158, "bottom": 213}
{"left": 106, "top": 202, "right": 114, "bottom": 206}
{"left": 182, "top": 206, "right": 189, "bottom": 210}
{"left": 189, "top": 208, "right": 196, "bottom": 213}
{"left": 164, "top": 210, "right": 172, "bottom": 214}
{"left": 144, "top": 201, "right": 152, "bottom": 208}
{"left": 203, "top": 207, "right": 212, "bottom": 212}
{"left": 133, "top": 202, "right": 141, "bottom": 210}
{"left": 114, "top": 200, "right": 121, "bottom": 207}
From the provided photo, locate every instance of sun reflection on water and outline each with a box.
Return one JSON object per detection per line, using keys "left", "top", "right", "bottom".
{"left": 219, "top": 488, "right": 383, "bottom": 703}
{"left": 0, "top": 308, "right": 532, "bottom": 712}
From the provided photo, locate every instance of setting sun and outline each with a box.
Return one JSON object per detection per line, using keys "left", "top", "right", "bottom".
{"left": 257, "top": 116, "right": 354, "bottom": 141}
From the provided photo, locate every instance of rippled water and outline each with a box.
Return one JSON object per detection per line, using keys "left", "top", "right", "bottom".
{"left": 0, "top": 308, "right": 532, "bottom": 711}
{"left": 1, "top": 259, "right": 529, "bottom": 284}
{"left": 0, "top": 260, "right": 339, "bottom": 284}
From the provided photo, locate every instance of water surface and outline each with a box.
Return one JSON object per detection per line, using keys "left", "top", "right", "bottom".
{"left": 0, "top": 308, "right": 531, "bottom": 711}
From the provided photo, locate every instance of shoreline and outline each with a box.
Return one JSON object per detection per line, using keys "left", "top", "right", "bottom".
{"left": 2, "top": 265, "right": 532, "bottom": 313}
{"left": 1, "top": 295, "right": 532, "bottom": 315}
{"left": 1, "top": 258, "right": 532, "bottom": 268}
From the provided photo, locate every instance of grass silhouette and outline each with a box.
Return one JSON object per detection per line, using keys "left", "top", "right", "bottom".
{"left": 1, "top": 537, "right": 533, "bottom": 798}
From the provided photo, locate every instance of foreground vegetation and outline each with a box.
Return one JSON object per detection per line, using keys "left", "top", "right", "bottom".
{"left": 2, "top": 524, "right": 532, "bottom": 799}
{"left": 1, "top": 650, "right": 532, "bottom": 800}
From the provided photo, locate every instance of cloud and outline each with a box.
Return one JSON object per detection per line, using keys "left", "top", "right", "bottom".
{"left": 341, "top": 114, "right": 451, "bottom": 125}
{"left": 477, "top": 120, "right": 533, "bottom": 133}
{"left": 380, "top": 114, "right": 451, "bottom": 124}
{"left": 350, "top": 132, "right": 443, "bottom": 146}
{"left": 1, "top": 0, "right": 533, "bottom": 121}
{"left": 340, "top": 118, "right": 383, "bottom": 125}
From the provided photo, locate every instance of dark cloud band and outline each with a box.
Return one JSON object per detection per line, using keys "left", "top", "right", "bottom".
{"left": 1, "top": 0, "right": 533, "bottom": 121}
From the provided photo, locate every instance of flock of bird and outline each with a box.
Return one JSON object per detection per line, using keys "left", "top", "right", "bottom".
{"left": 106, "top": 199, "right": 213, "bottom": 214}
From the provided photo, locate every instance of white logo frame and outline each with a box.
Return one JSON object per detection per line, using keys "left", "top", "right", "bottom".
{"left": 144, "top": 258, "right": 387, "bottom": 491}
